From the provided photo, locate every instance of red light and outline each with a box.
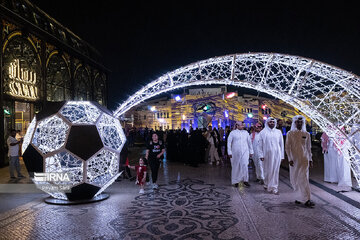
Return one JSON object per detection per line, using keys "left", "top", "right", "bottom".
{"left": 226, "top": 92, "right": 236, "bottom": 99}
{"left": 261, "top": 104, "right": 267, "bottom": 109}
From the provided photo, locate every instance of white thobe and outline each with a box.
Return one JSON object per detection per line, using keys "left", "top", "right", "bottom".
{"left": 286, "top": 130, "right": 312, "bottom": 202}
{"left": 251, "top": 132, "right": 264, "bottom": 180}
{"left": 258, "top": 128, "right": 284, "bottom": 192}
{"left": 336, "top": 150, "right": 352, "bottom": 187}
{"left": 227, "top": 129, "right": 254, "bottom": 184}
{"left": 327, "top": 140, "right": 352, "bottom": 187}
{"left": 207, "top": 135, "right": 220, "bottom": 164}
{"left": 323, "top": 139, "right": 338, "bottom": 183}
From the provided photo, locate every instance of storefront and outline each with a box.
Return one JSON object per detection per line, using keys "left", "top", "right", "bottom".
{"left": 0, "top": 0, "right": 109, "bottom": 166}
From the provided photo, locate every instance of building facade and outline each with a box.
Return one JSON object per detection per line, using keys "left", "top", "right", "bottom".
{"left": 123, "top": 86, "right": 311, "bottom": 131}
{"left": 0, "top": 0, "right": 108, "bottom": 166}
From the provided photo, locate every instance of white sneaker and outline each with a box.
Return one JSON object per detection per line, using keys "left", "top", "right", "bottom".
{"left": 153, "top": 183, "right": 158, "bottom": 189}
{"left": 139, "top": 189, "right": 144, "bottom": 194}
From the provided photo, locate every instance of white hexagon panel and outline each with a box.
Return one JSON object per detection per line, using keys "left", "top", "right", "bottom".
{"left": 22, "top": 101, "right": 125, "bottom": 201}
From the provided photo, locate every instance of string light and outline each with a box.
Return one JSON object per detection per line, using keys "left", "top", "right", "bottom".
{"left": 113, "top": 53, "right": 360, "bottom": 186}
{"left": 23, "top": 101, "right": 126, "bottom": 200}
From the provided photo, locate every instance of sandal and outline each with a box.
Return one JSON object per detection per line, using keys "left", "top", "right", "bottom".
{"left": 304, "top": 200, "right": 315, "bottom": 207}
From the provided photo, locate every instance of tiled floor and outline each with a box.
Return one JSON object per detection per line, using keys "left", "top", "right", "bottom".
{"left": 0, "top": 147, "right": 359, "bottom": 240}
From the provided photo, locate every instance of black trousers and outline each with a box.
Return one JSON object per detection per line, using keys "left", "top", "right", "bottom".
{"left": 148, "top": 158, "right": 160, "bottom": 183}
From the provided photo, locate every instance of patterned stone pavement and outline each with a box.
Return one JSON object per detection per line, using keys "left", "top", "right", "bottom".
{"left": 0, "top": 157, "right": 359, "bottom": 240}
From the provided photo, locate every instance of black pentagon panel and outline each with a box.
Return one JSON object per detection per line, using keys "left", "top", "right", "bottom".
{"left": 90, "top": 101, "right": 112, "bottom": 115}
{"left": 22, "top": 144, "right": 44, "bottom": 177}
{"left": 65, "top": 125, "right": 103, "bottom": 160}
{"left": 66, "top": 183, "right": 101, "bottom": 201}
{"left": 36, "top": 101, "right": 66, "bottom": 121}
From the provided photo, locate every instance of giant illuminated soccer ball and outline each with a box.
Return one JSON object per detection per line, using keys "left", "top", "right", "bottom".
{"left": 22, "top": 101, "right": 126, "bottom": 201}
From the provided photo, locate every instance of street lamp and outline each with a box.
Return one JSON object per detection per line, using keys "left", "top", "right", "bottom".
{"left": 175, "top": 95, "right": 181, "bottom": 101}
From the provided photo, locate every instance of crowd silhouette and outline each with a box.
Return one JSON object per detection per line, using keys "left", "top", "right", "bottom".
{"left": 123, "top": 125, "right": 254, "bottom": 167}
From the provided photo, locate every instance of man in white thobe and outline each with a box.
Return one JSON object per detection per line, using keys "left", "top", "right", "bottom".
{"left": 251, "top": 123, "right": 264, "bottom": 184}
{"left": 286, "top": 115, "right": 315, "bottom": 207}
{"left": 228, "top": 121, "right": 254, "bottom": 187}
{"left": 258, "top": 117, "right": 284, "bottom": 194}
{"left": 321, "top": 132, "right": 338, "bottom": 183}
{"left": 336, "top": 124, "right": 352, "bottom": 188}
{"left": 336, "top": 151, "right": 352, "bottom": 188}
{"left": 327, "top": 125, "right": 352, "bottom": 188}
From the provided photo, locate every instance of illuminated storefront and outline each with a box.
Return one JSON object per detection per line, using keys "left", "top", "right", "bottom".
{"left": 0, "top": 0, "right": 108, "bottom": 166}
{"left": 123, "top": 86, "right": 312, "bottom": 132}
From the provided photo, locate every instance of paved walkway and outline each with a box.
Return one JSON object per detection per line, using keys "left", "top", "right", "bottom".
{"left": 0, "top": 147, "right": 359, "bottom": 239}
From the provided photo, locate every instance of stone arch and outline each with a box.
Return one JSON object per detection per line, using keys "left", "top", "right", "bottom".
{"left": 113, "top": 53, "right": 360, "bottom": 186}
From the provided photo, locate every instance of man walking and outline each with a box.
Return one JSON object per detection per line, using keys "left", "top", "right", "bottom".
{"left": 321, "top": 132, "right": 338, "bottom": 183}
{"left": 286, "top": 115, "right": 315, "bottom": 207}
{"left": 258, "top": 118, "right": 284, "bottom": 194}
{"left": 227, "top": 121, "right": 253, "bottom": 187}
{"left": 7, "top": 129, "right": 25, "bottom": 179}
{"left": 251, "top": 123, "right": 264, "bottom": 184}
{"left": 145, "top": 132, "right": 165, "bottom": 189}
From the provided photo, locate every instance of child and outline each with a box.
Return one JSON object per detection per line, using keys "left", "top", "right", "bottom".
{"left": 128, "top": 157, "right": 147, "bottom": 194}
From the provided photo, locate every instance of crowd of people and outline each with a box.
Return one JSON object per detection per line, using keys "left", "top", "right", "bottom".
{"left": 5, "top": 112, "right": 357, "bottom": 209}
{"left": 121, "top": 117, "right": 315, "bottom": 207}
{"left": 225, "top": 116, "right": 315, "bottom": 207}
{"left": 125, "top": 125, "right": 231, "bottom": 167}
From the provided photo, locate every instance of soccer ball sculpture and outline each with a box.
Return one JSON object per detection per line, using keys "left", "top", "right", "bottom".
{"left": 22, "top": 101, "right": 126, "bottom": 201}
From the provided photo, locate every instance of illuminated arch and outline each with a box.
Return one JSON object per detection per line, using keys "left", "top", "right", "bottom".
{"left": 114, "top": 53, "right": 360, "bottom": 186}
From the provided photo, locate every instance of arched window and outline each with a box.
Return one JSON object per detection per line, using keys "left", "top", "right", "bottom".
{"left": 74, "top": 65, "right": 91, "bottom": 100}
{"left": 46, "top": 53, "right": 71, "bottom": 101}
{"left": 3, "top": 35, "right": 41, "bottom": 100}
{"left": 94, "top": 73, "right": 106, "bottom": 105}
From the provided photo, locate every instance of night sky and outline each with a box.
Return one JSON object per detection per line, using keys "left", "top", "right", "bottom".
{"left": 30, "top": 1, "right": 360, "bottom": 111}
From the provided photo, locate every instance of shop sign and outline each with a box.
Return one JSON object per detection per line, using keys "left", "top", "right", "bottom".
{"left": 8, "top": 59, "right": 38, "bottom": 100}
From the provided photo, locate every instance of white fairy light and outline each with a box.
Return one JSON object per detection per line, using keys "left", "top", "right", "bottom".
{"left": 113, "top": 52, "right": 360, "bottom": 186}
{"left": 22, "top": 117, "right": 36, "bottom": 154}
{"left": 60, "top": 101, "right": 101, "bottom": 124}
{"left": 97, "top": 113, "right": 125, "bottom": 151}
{"left": 32, "top": 115, "right": 69, "bottom": 155}
{"left": 86, "top": 149, "right": 119, "bottom": 186}
{"left": 45, "top": 151, "right": 83, "bottom": 185}
{"left": 23, "top": 101, "right": 126, "bottom": 201}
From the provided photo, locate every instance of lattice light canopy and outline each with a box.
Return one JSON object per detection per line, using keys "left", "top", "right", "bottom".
{"left": 22, "top": 101, "right": 126, "bottom": 201}
{"left": 114, "top": 53, "right": 360, "bottom": 186}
